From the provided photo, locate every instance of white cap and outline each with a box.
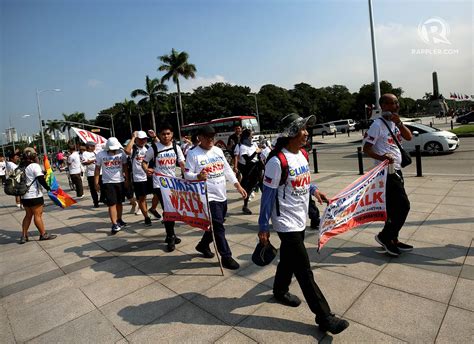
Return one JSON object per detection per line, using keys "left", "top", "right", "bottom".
{"left": 105, "top": 137, "right": 123, "bottom": 151}
{"left": 136, "top": 131, "right": 147, "bottom": 139}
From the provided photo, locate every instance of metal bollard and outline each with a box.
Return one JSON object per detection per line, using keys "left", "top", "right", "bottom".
{"left": 450, "top": 120, "right": 453, "bottom": 130}
{"left": 347, "top": 130, "right": 350, "bottom": 137}
{"left": 430, "top": 122, "right": 433, "bottom": 127}
{"left": 357, "top": 147, "right": 364, "bottom": 175}
{"left": 334, "top": 131, "right": 337, "bottom": 138}
{"left": 415, "top": 145, "right": 422, "bottom": 177}
{"left": 312, "top": 147, "right": 319, "bottom": 174}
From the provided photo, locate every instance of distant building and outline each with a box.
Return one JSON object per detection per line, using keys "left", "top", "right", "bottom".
{"left": 5, "top": 128, "right": 17, "bottom": 142}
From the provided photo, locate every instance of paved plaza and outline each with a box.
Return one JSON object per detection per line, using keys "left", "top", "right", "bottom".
{"left": 1, "top": 166, "right": 473, "bottom": 343}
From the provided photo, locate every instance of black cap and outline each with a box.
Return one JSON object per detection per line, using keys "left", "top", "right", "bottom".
{"left": 198, "top": 125, "right": 216, "bottom": 136}
{"left": 252, "top": 241, "right": 278, "bottom": 266}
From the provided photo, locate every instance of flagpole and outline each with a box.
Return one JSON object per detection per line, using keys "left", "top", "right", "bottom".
{"left": 204, "top": 182, "right": 224, "bottom": 276}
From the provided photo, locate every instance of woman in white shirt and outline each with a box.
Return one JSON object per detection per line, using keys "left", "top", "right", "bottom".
{"left": 19, "top": 148, "right": 56, "bottom": 244}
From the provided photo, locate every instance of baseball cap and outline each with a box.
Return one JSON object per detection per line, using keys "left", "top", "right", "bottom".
{"left": 280, "top": 113, "right": 316, "bottom": 138}
{"left": 252, "top": 241, "right": 278, "bottom": 266}
{"left": 105, "top": 137, "right": 123, "bottom": 151}
{"left": 197, "top": 125, "right": 216, "bottom": 137}
{"left": 85, "top": 141, "right": 96, "bottom": 147}
{"left": 136, "top": 131, "right": 147, "bottom": 139}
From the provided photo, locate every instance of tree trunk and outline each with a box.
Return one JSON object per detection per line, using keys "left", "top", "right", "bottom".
{"left": 138, "top": 113, "right": 143, "bottom": 130}
{"left": 128, "top": 109, "right": 133, "bottom": 136}
{"left": 151, "top": 106, "right": 157, "bottom": 132}
{"left": 177, "top": 79, "right": 184, "bottom": 125}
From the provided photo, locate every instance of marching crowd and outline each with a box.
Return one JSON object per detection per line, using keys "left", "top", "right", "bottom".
{"left": 1, "top": 93, "right": 416, "bottom": 335}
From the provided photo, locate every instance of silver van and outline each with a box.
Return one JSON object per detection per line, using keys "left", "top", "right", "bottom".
{"left": 312, "top": 123, "right": 337, "bottom": 136}
{"left": 327, "top": 119, "right": 356, "bottom": 133}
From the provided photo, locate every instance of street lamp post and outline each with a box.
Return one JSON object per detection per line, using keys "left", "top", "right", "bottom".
{"left": 368, "top": 0, "right": 381, "bottom": 112}
{"left": 96, "top": 114, "right": 115, "bottom": 136}
{"left": 247, "top": 94, "right": 260, "bottom": 129}
{"left": 36, "top": 88, "right": 61, "bottom": 157}
{"left": 8, "top": 116, "right": 15, "bottom": 152}
{"left": 173, "top": 96, "right": 182, "bottom": 141}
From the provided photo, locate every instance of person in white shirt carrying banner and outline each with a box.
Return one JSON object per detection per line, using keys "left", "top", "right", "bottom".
{"left": 258, "top": 113, "right": 349, "bottom": 335}
{"left": 185, "top": 125, "right": 247, "bottom": 270}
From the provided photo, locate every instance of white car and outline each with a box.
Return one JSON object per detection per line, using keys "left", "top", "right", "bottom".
{"left": 402, "top": 122, "right": 459, "bottom": 154}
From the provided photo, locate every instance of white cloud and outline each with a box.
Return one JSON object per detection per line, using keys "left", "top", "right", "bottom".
{"left": 87, "top": 79, "right": 103, "bottom": 88}
{"left": 180, "top": 75, "right": 232, "bottom": 92}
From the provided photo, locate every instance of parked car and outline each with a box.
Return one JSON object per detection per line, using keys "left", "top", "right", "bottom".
{"left": 326, "top": 119, "right": 356, "bottom": 133}
{"left": 311, "top": 123, "right": 337, "bottom": 136}
{"left": 456, "top": 111, "right": 474, "bottom": 124}
{"left": 402, "top": 122, "right": 459, "bottom": 154}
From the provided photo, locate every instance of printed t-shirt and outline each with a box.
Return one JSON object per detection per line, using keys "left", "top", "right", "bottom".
{"left": 81, "top": 151, "right": 97, "bottom": 177}
{"left": 185, "top": 145, "right": 238, "bottom": 202}
{"left": 263, "top": 149, "right": 311, "bottom": 232}
{"left": 0, "top": 161, "right": 5, "bottom": 176}
{"left": 67, "top": 152, "right": 82, "bottom": 174}
{"left": 22, "top": 163, "right": 44, "bottom": 200}
{"left": 95, "top": 150, "right": 127, "bottom": 184}
{"left": 237, "top": 143, "right": 258, "bottom": 164}
{"left": 144, "top": 142, "right": 184, "bottom": 188}
{"left": 363, "top": 118, "right": 402, "bottom": 170}
{"left": 131, "top": 145, "right": 149, "bottom": 182}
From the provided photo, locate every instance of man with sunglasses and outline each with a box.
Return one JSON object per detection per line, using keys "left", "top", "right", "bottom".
{"left": 185, "top": 125, "right": 247, "bottom": 270}
{"left": 363, "top": 93, "right": 413, "bottom": 256}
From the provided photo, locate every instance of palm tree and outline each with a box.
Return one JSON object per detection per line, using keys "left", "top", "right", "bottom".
{"left": 61, "top": 112, "right": 87, "bottom": 143}
{"left": 131, "top": 76, "right": 167, "bottom": 132}
{"left": 45, "top": 120, "right": 63, "bottom": 141}
{"left": 118, "top": 98, "right": 136, "bottom": 136}
{"left": 158, "top": 49, "right": 196, "bottom": 125}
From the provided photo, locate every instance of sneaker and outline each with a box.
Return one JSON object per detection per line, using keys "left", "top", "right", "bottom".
{"left": 77, "top": 195, "right": 84, "bottom": 200}
{"left": 144, "top": 217, "right": 152, "bottom": 227}
{"left": 130, "top": 203, "right": 137, "bottom": 214}
{"left": 317, "top": 314, "right": 349, "bottom": 334}
{"left": 135, "top": 207, "right": 142, "bottom": 216}
{"left": 242, "top": 207, "right": 252, "bottom": 215}
{"left": 149, "top": 208, "right": 162, "bottom": 220}
{"left": 394, "top": 240, "right": 413, "bottom": 251}
{"left": 195, "top": 242, "right": 215, "bottom": 258}
{"left": 93, "top": 203, "right": 100, "bottom": 208}
{"left": 19, "top": 235, "right": 29, "bottom": 244}
{"left": 111, "top": 223, "right": 121, "bottom": 235}
{"left": 274, "top": 292, "right": 301, "bottom": 307}
{"left": 39, "top": 233, "right": 57, "bottom": 241}
{"left": 222, "top": 256, "right": 240, "bottom": 270}
{"left": 16, "top": 203, "right": 21, "bottom": 208}
{"left": 249, "top": 191, "right": 255, "bottom": 201}
{"left": 375, "top": 234, "right": 400, "bottom": 257}
{"left": 117, "top": 219, "right": 127, "bottom": 228}
{"left": 165, "top": 235, "right": 181, "bottom": 252}
{"left": 310, "top": 219, "right": 320, "bottom": 230}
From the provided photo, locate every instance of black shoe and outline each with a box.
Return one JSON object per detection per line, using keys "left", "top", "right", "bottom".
{"left": 117, "top": 219, "right": 127, "bottom": 228}
{"left": 222, "top": 256, "right": 240, "bottom": 270}
{"left": 242, "top": 207, "right": 252, "bottom": 215}
{"left": 310, "top": 219, "right": 320, "bottom": 230}
{"left": 111, "top": 223, "right": 121, "bottom": 235}
{"left": 19, "top": 235, "right": 29, "bottom": 244}
{"left": 274, "top": 292, "right": 301, "bottom": 307}
{"left": 165, "top": 236, "right": 176, "bottom": 252}
{"left": 195, "top": 242, "right": 215, "bottom": 258}
{"left": 394, "top": 240, "right": 413, "bottom": 251}
{"left": 375, "top": 234, "right": 400, "bottom": 257}
{"left": 149, "top": 208, "right": 162, "bottom": 220}
{"left": 39, "top": 233, "right": 57, "bottom": 241}
{"left": 317, "top": 314, "right": 349, "bottom": 334}
{"left": 144, "top": 217, "right": 152, "bottom": 227}
{"left": 93, "top": 203, "right": 100, "bottom": 208}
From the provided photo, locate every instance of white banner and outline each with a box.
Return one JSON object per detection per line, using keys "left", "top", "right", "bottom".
{"left": 158, "top": 174, "right": 211, "bottom": 231}
{"left": 318, "top": 161, "right": 389, "bottom": 250}
{"left": 72, "top": 127, "right": 107, "bottom": 152}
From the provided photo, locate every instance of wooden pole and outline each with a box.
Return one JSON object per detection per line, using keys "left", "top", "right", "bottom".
{"left": 205, "top": 183, "right": 224, "bottom": 276}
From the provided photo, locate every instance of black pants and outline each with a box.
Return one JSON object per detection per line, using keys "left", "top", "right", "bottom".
{"left": 308, "top": 199, "right": 320, "bottom": 223}
{"left": 274, "top": 231, "right": 331, "bottom": 320}
{"left": 86, "top": 176, "right": 99, "bottom": 206}
{"left": 239, "top": 162, "right": 260, "bottom": 206}
{"left": 70, "top": 174, "right": 84, "bottom": 197}
{"left": 156, "top": 188, "right": 176, "bottom": 238}
{"left": 200, "top": 201, "right": 232, "bottom": 258}
{"left": 379, "top": 171, "right": 410, "bottom": 241}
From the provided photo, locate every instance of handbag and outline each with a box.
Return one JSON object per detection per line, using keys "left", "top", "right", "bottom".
{"left": 379, "top": 118, "right": 412, "bottom": 168}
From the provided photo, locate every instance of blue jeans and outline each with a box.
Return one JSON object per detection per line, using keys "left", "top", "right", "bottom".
{"left": 200, "top": 201, "right": 232, "bottom": 258}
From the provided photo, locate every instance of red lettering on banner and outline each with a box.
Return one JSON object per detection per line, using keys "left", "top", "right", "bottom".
{"left": 372, "top": 191, "right": 384, "bottom": 204}
{"left": 179, "top": 193, "right": 191, "bottom": 212}
{"left": 169, "top": 191, "right": 179, "bottom": 209}
{"left": 191, "top": 193, "right": 205, "bottom": 213}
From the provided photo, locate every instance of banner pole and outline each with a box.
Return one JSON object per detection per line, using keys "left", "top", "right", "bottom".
{"left": 205, "top": 182, "right": 224, "bottom": 276}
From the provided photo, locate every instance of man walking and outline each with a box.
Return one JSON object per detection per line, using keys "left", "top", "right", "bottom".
{"left": 81, "top": 142, "right": 100, "bottom": 207}
{"left": 363, "top": 93, "right": 413, "bottom": 256}
{"left": 67, "top": 144, "right": 84, "bottom": 199}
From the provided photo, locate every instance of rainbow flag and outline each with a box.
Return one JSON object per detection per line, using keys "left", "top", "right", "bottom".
{"left": 44, "top": 156, "right": 76, "bottom": 208}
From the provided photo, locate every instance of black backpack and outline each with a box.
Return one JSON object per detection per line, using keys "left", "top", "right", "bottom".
{"left": 4, "top": 167, "right": 36, "bottom": 196}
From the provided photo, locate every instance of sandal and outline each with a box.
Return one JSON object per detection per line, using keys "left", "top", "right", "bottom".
{"left": 39, "top": 233, "right": 57, "bottom": 241}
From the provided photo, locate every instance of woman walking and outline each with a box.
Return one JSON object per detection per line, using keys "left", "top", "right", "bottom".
{"left": 19, "top": 148, "right": 56, "bottom": 244}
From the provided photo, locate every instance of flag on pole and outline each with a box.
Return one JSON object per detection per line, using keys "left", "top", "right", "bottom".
{"left": 44, "top": 156, "right": 76, "bottom": 208}
{"left": 318, "top": 161, "right": 389, "bottom": 250}
{"left": 157, "top": 174, "right": 211, "bottom": 230}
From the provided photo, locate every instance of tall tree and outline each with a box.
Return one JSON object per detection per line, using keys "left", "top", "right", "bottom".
{"left": 118, "top": 98, "right": 136, "bottom": 136}
{"left": 131, "top": 76, "right": 167, "bottom": 132}
{"left": 45, "top": 120, "right": 63, "bottom": 141}
{"left": 158, "top": 48, "right": 197, "bottom": 125}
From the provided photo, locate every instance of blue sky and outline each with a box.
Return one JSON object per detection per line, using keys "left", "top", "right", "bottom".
{"left": 1, "top": 0, "right": 472, "bottom": 136}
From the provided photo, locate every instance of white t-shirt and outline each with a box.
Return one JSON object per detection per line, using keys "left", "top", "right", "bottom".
{"left": 131, "top": 145, "right": 149, "bottom": 182}
{"left": 237, "top": 143, "right": 259, "bottom": 165}
{"left": 263, "top": 149, "right": 311, "bottom": 232}
{"left": 144, "top": 142, "right": 185, "bottom": 188}
{"left": 81, "top": 151, "right": 97, "bottom": 177}
{"left": 95, "top": 150, "right": 128, "bottom": 184}
{"left": 6, "top": 161, "right": 18, "bottom": 175}
{"left": 363, "top": 118, "right": 402, "bottom": 170}
{"left": 0, "top": 161, "right": 5, "bottom": 176}
{"left": 22, "top": 163, "right": 44, "bottom": 200}
{"left": 67, "top": 151, "right": 82, "bottom": 174}
{"left": 261, "top": 147, "right": 272, "bottom": 164}
{"left": 185, "top": 145, "right": 238, "bottom": 202}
